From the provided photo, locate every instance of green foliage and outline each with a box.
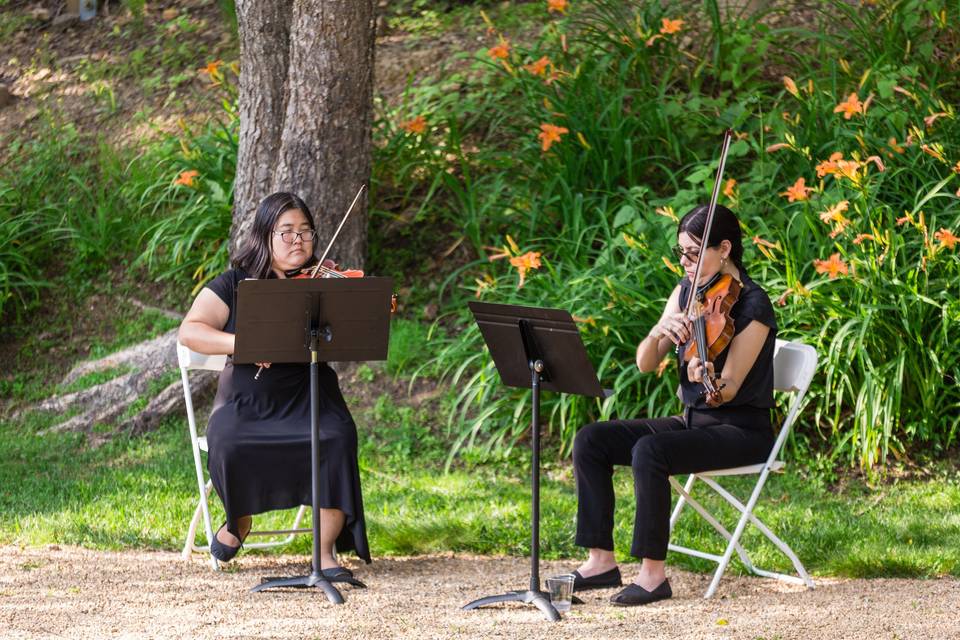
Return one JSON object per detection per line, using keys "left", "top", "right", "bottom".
{"left": 373, "top": 0, "right": 960, "bottom": 472}
{"left": 137, "top": 115, "right": 237, "bottom": 294}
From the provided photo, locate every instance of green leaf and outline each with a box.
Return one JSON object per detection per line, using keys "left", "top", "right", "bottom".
{"left": 613, "top": 204, "right": 637, "bottom": 228}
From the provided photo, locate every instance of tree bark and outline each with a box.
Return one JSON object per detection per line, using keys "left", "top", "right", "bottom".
{"left": 232, "top": 0, "right": 376, "bottom": 269}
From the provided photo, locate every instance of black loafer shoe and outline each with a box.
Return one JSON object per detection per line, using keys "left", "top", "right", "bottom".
{"left": 572, "top": 567, "right": 623, "bottom": 591}
{"left": 209, "top": 522, "right": 246, "bottom": 563}
{"left": 610, "top": 579, "right": 672, "bottom": 606}
{"left": 321, "top": 566, "right": 354, "bottom": 579}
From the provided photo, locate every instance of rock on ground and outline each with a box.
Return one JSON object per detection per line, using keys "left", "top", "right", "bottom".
{"left": 1, "top": 546, "right": 957, "bottom": 639}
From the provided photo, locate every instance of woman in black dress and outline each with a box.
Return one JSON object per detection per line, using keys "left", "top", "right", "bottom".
{"left": 178, "top": 192, "right": 370, "bottom": 574}
{"left": 570, "top": 204, "right": 777, "bottom": 606}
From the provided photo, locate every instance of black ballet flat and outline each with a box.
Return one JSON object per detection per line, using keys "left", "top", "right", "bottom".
{"left": 609, "top": 579, "right": 672, "bottom": 607}
{"left": 320, "top": 566, "right": 354, "bottom": 579}
{"left": 209, "top": 522, "right": 245, "bottom": 563}
{"left": 321, "top": 566, "right": 366, "bottom": 589}
{"left": 572, "top": 566, "right": 623, "bottom": 591}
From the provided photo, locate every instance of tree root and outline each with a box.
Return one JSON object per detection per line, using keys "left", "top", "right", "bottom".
{"left": 21, "top": 329, "right": 219, "bottom": 438}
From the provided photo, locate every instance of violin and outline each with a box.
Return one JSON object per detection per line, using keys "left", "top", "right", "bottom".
{"left": 679, "top": 130, "right": 741, "bottom": 407}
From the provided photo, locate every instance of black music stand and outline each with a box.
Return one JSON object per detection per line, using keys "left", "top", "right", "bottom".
{"left": 233, "top": 276, "right": 393, "bottom": 604}
{"left": 462, "top": 302, "right": 612, "bottom": 622}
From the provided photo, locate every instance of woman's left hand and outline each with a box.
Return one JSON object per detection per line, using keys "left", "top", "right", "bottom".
{"left": 687, "top": 357, "right": 715, "bottom": 383}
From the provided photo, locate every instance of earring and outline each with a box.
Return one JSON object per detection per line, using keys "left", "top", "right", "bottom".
{"left": 721, "top": 256, "right": 728, "bottom": 267}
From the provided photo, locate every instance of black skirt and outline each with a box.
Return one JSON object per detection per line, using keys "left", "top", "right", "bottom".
{"left": 205, "top": 359, "right": 370, "bottom": 563}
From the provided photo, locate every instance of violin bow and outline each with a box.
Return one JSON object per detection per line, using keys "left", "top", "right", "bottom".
{"left": 307, "top": 184, "right": 366, "bottom": 278}
{"left": 682, "top": 129, "right": 734, "bottom": 405}
{"left": 684, "top": 129, "right": 733, "bottom": 316}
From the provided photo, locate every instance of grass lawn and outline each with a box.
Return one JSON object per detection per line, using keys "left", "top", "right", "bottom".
{"left": 3, "top": 401, "right": 958, "bottom": 579}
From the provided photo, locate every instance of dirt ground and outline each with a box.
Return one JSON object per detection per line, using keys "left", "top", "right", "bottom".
{"left": 1, "top": 546, "right": 957, "bottom": 640}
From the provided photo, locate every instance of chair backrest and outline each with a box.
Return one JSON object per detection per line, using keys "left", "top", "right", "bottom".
{"left": 767, "top": 339, "right": 818, "bottom": 465}
{"left": 177, "top": 341, "right": 227, "bottom": 372}
{"left": 772, "top": 339, "right": 817, "bottom": 396}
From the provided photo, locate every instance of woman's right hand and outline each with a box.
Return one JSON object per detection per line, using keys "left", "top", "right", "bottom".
{"left": 651, "top": 312, "right": 691, "bottom": 346}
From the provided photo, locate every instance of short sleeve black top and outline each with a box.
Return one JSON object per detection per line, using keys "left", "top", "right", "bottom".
{"left": 677, "top": 270, "right": 778, "bottom": 410}
{"left": 204, "top": 268, "right": 251, "bottom": 334}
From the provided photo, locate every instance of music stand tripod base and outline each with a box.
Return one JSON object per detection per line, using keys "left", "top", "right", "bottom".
{"left": 463, "top": 589, "right": 559, "bottom": 622}
{"left": 252, "top": 572, "right": 367, "bottom": 604}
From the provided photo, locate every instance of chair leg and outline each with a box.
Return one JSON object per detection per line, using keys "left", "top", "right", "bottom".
{"left": 182, "top": 496, "right": 204, "bottom": 559}
{"left": 700, "top": 476, "right": 813, "bottom": 589}
{"left": 669, "top": 474, "right": 696, "bottom": 532}
{"left": 668, "top": 476, "right": 755, "bottom": 572}
{"left": 701, "top": 471, "right": 777, "bottom": 598}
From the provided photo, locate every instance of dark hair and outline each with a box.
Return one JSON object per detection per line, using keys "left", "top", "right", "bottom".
{"left": 677, "top": 204, "right": 744, "bottom": 270}
{"left": 233, "top": 192, "right": 317, "bottom": 279}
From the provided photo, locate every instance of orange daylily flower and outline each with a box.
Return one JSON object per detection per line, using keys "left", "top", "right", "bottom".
{"left": 819, "top": 200, "right": 850, "bottom": 224}
{"left": 752, "top": 235, "right": 780, "bottom": 261}
{"left": 781, "top": 177, "right": 812, "bottom": 202}
{"left": 814, "top": 253, "right": 849, "bottom": 279}
{"left": 888, "top": 138, "right": 905, "bottom": 154}
{"left": 896, "top": 213, "right": 912, "bottom": 226}
{"left": 934, "top": 228, "right": 958, "bottom": 249}
{"left": 200, "top": 60, "right": 223, "bottom": 77}
{"left": 819, "top": 201, "right": 851, "bottom": 238}
{"left": 523, "top": 56, "right": 551, "bottom": 76}
{"left": 723, "top": 178, "right": 736, "bottom": 198}
{"left": 174, "top": 170, "right": 199, "bottom": 187}
{"left": 815, "top": 152, "right": 844, "bottom": 177}
{"left": 400, "top": 115, "right": 427, "bottom": 135}
{"left": 538, "top": 123, "right": 569, "bottom": 152}
{"left": 765, "top": 143, "right": 790, "bottom": 153}
{"left": 782, "top": 76, "right": 800, "bottom": 98}
{"left": 752, "top": 236, "right": 779, "bottom": 250}
{"left": 488, "top": 40, "right": 511, "bottom": 60}
{"left": 835, "top": 159, "right": 862, "bottom": 184}
{"left": 509, "top": 251, "right": 542, "bottom": 288}
{"left": 660, "top": 18, "right": 684, "bottom": 35}
{"left": 833, "top": 92, "right": 863, "bottom": 119}
{"left": 547, "top": 0, "right": 568, "bottom": 14}
{"left": 953, "top": 161, "right": 960, "bottom": 175}
{"left": 852, "top": 234, "right": 875, "bottom": 245}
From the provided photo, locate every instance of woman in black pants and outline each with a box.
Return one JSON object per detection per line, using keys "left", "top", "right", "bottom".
{"left": 571, "top": 204, "right": 777, "bottom": 606}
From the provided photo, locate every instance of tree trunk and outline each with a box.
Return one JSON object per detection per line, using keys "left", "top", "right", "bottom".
{"left": 232, "top": 0, "right": 376, "bottom": 269}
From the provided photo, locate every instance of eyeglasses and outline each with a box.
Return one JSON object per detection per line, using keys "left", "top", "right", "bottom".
{"left": 272, "top": 229, "right": 317, "bottom": 244}
{"left": 671, "top": 245, "right": 702, "bottom": 261}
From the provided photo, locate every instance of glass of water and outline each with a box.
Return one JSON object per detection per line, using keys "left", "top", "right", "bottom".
{"left": 545, "top": 574, "right": 575, "bottom": 612}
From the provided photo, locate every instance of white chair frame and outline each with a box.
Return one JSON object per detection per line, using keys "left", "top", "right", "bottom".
{"left": 667, "top": 339, "right": 817, "bottom": 598}
{"left": 178, "top": 341, "right": 310, "bottom": 570}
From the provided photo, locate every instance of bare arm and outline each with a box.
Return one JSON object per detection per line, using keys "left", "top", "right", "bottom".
{"left": 686, "top": 319, "right": 770, "bottom": 404}
{"left": 636, "top": 285, "right": 689, "bottom": 372}
{"left": 178, "top": 288, "right": 235, "bottom": 355}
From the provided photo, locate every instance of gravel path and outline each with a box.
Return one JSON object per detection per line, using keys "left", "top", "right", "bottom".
{"left": 1, "top": 546, "right": 957, "bottom": 639}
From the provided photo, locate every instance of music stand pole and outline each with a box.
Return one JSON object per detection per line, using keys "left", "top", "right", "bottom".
{"left": 250, "top": 304, "right": 365, "bottom": 602}
{"left": 462, "top": 322, "right": 559, "bottom": 621}
{"left": 461, "top": 303, "right": 610, "bottom": 622}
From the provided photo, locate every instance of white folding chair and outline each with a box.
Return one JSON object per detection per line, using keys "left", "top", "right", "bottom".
{"left": 178, "top": 341, "right": 310, "bottom": 570}
{"left": 667, "top": 338, "right": 817, "bottom": 598}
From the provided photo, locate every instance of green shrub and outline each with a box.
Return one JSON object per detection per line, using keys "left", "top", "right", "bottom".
{"left": 376, "top": 0, "right": 960, "bottom": 471}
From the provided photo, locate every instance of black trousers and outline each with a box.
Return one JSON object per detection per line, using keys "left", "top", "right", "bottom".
{"left": 572, "top": 407, "right": 775, "bottom": 561}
